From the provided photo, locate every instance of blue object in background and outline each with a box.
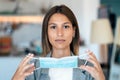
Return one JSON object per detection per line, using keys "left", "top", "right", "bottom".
{"left": 35, "top": 46, "right": 42, "bottom": 55}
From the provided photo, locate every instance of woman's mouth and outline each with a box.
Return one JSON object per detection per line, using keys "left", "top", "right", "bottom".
{"left": 55, "top": 39, "right": 65, "bottom": 43}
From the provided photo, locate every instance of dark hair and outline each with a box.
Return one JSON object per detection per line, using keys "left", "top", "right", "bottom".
{"left": 42, "top": 5, "right": 80, "bottom": 56}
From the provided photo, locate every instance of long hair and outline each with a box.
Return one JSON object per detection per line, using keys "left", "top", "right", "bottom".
{"left": 42, "top": 5, "right": 80, "bottom": 56}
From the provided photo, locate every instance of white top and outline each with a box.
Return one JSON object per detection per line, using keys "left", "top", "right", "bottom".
{"left": 49, "top": 68, "right": 73, "bottom": 80}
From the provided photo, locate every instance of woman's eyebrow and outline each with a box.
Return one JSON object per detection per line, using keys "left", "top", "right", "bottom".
{"left": 48, "top": 22, "right": 71, "bottom": 25}
{"left": 64, "top": 22, "right": 72, "bottom": 25}
{"left": 48, "top": 23, "right": 56, "bottom": 25}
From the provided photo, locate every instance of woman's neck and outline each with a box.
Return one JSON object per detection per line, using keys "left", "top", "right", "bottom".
{"left": 52, "top": 48, "right": 71, "bottom": 58}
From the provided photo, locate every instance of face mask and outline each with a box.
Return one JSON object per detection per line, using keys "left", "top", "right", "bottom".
{"left": 29, "top": 56, "right": 78, "bottom": 69}
{"left": 40, "top": 56, "right": 78, "bottom": 68}
{"left": 29, "top": 53, "right": 89, "bottom": 70}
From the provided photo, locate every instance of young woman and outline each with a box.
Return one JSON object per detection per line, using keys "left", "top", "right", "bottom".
{"left": 12, "top": 5, "right": 105, "bottom": 80}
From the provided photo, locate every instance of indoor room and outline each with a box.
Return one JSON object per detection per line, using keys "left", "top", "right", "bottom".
{"left": 0, "top": 0, "right": 120, "bottom": 80}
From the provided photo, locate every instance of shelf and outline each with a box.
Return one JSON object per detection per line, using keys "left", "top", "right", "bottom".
{"left": 0, "top": 15, "right": 44, "bottom": 23}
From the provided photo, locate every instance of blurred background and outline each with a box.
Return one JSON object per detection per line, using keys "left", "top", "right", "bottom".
{"left": 0, "top": 0, "right": 120, "bottom": 80}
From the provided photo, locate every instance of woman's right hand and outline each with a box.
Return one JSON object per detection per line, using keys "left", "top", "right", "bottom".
{"left": 12, "top": 54, "right": 35, "bottom": 80}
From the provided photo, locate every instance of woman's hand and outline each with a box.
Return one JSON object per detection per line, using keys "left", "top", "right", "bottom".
{"left": 12, "top": 54, "right": 35, "bottom": 80}
{"left": 80, "top": 50, "right": 105, "bottom": 80}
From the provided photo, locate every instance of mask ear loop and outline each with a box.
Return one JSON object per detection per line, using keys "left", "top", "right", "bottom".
{"left": 84, "top": 60, "right": 88, "bottom": 66}
{"left": 34, "top": 67, "right": 41, "bottom": 71}
{"left": 78, "top": 53, "right": 89, "bottom": 66}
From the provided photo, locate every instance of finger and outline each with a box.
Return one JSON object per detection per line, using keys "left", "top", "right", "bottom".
{"left": 87, "top": 52, "right": 101, "bottom": 70}
{"left": 24, "top": 64, "right": 35, "bottom": 77}
{"left": 80, "top": 65, "right": 99, "bottom": 78}
{"left": 24, "top": 72, "right": 34, "bottom": 77}
{"left": 87, "top": 58, "right": 100, "bottom": 71}
{"left": 16, "top": 62, "right": 35, "bottom": 78}
{"left": 87, "top": 51, "right": 99, "bottom": 65}
{"left": 22, "top": 63, "right": 35, "bottom": 73}
{"left": 19, "top": 53, "right": 32, "bottom": 66}
{"left": 88, "top": 51, "right": 97, "bottom": 60}
{"left": 85, "top": 50, "right": 97, "bottom": 62}
{"left": 18, "top": 54, "right": 34, "bottom": 72}
{"left": 26, "top": 63, "right": 35, "bottom": 73}
{"left": 22, "top": 54, "right": 34, "bottom": 66}
{"left": 80, "top": 65, "right": 98, "bottom": 72}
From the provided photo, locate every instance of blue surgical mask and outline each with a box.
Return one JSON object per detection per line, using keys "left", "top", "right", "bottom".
{"left": 39, "top": 56, "right": 78, "bottom": 68}
{"left": 30, "top": 56, "right": 78, "bottom": 69}
{"left": 29, "top": 53, "right": 89, "bottom": 70}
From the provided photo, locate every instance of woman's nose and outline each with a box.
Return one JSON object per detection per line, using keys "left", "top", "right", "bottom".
{"left": 57, "top": 28, "right": 63, "bottom": 36}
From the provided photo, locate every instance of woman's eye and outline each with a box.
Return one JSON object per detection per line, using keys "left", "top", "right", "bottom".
{"left": 64, "top": 25, "right": 70, "bottom": 29}
{"left": 50, "top": 26, "right": 56, "bottom": 29}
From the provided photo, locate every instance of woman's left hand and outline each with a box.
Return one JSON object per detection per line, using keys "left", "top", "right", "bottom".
{"left": 80, "top": 50, "right": 105, "bottom": 80}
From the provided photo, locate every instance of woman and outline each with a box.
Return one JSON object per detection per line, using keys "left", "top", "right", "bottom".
{"left": 12, "top": 5, "right": 105, "bottom": 80}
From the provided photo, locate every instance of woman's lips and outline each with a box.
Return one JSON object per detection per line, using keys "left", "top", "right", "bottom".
{"left": 55, "top": 39, "right": 65, "bottom": 43}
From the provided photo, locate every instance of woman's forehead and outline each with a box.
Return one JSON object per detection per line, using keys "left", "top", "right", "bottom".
{"left": 48, "top": 13, "right": 71, "bottom": 23}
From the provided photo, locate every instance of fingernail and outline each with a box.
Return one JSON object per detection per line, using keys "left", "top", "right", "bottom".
{"left": 31, "top": 72, "right": 33, "bottom": 74}
{"left": 30, "top": 53, "right": 34, "bottom": 56}
{"left": 31, "top": 63, "right": 34, "bottom": 66}
{"left": 28, "top": 53, "right": 31, "bottom": 55}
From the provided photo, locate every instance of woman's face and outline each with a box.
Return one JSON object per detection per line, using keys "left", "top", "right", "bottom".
{"left": 48, "top": 13, "right": 75, "bottom": 50}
